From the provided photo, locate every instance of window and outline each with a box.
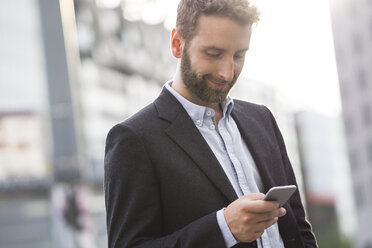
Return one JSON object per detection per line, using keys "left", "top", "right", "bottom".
{"left": 364, "top": 242, "right": 372, "bottom": 248}
{"left": 362, "top": 104, "right": 372, "bottom": 127}
{"left": 349, "top": 150, "right": 359, "bottom": 170}
{"left": 353, "top": 34, "right": 362, "bottom": 54}
{"left": 353, "top": 185, "right": 364, "bottom": 208}
{"left": 371, "top": 18, "right": 372, "bottom": 41}
{"left": 349, "top": 2, "right": 358, "bottom": 18}
{"left": 339, "top": 80, "right": 348, "bottom": 99}
{"left": 334, "top": 46, "right": 345, "bottom": 64}
{"left": 344, "top": 118, "right": 353, "bottom": 135}
{"left": 368, "top": 139, "right": 372, "bottom": 162}
{"left": 358, "top": 67, "right": 367, "bottom": 89}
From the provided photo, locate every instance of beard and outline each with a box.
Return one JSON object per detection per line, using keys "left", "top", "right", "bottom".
{"left": 180, "top": 45, "right": 238, "bottom": 104}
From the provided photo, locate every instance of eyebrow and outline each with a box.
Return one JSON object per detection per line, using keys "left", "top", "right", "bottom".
{"left": 202, "top": 46, "right": 249, "bottom": 53}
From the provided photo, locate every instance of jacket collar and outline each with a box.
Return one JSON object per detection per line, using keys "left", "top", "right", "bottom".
{"left": 154, "top": 88, "right": 276, "bottom": 200}
{"left": 154, "top": 87, "right": 238, "bottom": 202}
{"left": 231, "top": 103, "right": 276, "bottom": 192}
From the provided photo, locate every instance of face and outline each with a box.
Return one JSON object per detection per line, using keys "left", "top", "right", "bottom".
{"left": 179, "top": 15, "right": 252, "bottom": 105}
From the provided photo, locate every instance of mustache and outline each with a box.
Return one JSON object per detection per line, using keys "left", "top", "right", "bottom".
{"left": 203, "top": 75, "right": 234, "bottom": 85}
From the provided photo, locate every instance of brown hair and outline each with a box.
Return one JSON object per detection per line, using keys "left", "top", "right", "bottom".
{"left": 176, "top": 0, "right": 260, "bottom": 42}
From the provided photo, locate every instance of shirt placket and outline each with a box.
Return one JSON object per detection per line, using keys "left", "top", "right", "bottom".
{"left": 219, "top": 122, "right": 251, "bottom": 195}
{"left": 215, "top": 122, "right": 248, "bottom": 198}
{"left": 218, "top": 120, "right": 269, "bottom": 248}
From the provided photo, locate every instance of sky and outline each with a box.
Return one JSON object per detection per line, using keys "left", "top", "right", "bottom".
{"left": 244, "top": 0, "right": 341, "bottom": 116}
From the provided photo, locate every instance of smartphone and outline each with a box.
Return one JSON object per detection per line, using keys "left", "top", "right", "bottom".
{"left": 263, "top": 185, "right": 297, "bottom": 207}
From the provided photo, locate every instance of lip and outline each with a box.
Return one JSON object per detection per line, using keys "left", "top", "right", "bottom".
{"left": 207, "top": 78, "right": 228, "bottom": 88}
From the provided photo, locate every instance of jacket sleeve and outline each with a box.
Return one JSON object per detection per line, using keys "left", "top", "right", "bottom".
{"left": 104, "top": 123, "right": 226, "bottom": 248}
{"left": 265, "top": 107, "right": 318, "bottom": 248}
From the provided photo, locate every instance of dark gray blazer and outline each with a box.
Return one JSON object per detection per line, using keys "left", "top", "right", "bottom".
{"left": 104, "top": 88, "right": 317, "bottom": 248}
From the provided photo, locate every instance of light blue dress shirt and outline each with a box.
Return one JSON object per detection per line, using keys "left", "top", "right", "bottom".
{"left": 165, "top": 82, "right": 284, "bottom": 248}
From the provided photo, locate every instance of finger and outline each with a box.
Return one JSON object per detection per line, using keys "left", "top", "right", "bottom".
{"left": 240, "top": 193, "right": 265, "bottom": 201}
{"left": 259, "top": 207, "right": 286, "bottom": 222}
{"left": 240, "top": 210, "right": 280, "bottom": 227}
{"left": 279, "top": 207, "right": 286, "bottom": 217}
{"left": 241, "top": 199, "right": 280, "bottom": 213}
{"left": 254, "top": 217, "right": 279, "bottom": 232}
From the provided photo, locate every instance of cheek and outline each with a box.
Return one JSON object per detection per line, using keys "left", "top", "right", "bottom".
{"left": 188, "top": 53, "right": 208, "bottom": 71}
{"left": 193, "top": 60, "right": 217, "bottom": 75}
{"left": 234, "top": 61, "right": 245, "bottom": 75}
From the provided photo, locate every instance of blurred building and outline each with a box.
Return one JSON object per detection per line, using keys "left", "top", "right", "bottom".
{"left": 0, "top": 0, "right": 53, "bottom": 247}
{"left": 0, "top": 113, "right": 52, "bottom": 248}
{"left": 74, "top": 0, "right": 176, "bottom": 184}
{"left": 295, "top": 111, "right": 355, "bottom": 246}
{"left": 0, "top": 112, "right": 48, "bottom": 181}
{"left": 1, "top": 0, "right": 360, "bottom": 247}
{"left": 329, "top": 1, "right": 372, "bottom": 247}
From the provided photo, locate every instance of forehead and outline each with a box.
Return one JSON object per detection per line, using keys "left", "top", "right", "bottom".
{"left": 188, "top": 15, "right": 252, "bottom": 50}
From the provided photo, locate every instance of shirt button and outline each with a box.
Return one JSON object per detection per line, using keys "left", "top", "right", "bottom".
{"left": 206, "top": 110, "right": 212, "bottom": 116}
{"left": 210, "top": 124, "right": 215, "bottom": 130}
{"left": 242, "top": 184, "right": 248, "bottom": 190}
{"left": 195, "top": 120, "right": 202, "bottom": 125}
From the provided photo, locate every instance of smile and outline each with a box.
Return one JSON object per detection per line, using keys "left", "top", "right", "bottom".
{"left": 207, "top": 78, "right": 229, "bottom": 88}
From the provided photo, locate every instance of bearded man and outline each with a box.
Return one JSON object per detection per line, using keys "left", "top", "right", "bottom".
{"left": 104, "top": 0, "right": 318, "bottom": 247}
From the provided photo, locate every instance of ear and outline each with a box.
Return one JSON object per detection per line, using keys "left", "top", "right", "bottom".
{"left": 170, "top": 28, "right": 184, "bottom": 58}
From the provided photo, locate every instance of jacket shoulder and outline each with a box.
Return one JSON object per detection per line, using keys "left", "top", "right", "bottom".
{"left": 122, "top": 103, "right": 158, "bottom": 127}
{"left": 233, "top": 98, "right": 272, "bottom": 117}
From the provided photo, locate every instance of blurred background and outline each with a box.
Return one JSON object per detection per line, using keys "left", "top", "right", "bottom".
{"left": 0, "top": 0, "right": 371, "bottom": 247}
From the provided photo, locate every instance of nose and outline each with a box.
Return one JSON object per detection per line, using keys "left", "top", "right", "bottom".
{"left": 217, "top": 58, "right": 235, "bottom": 82}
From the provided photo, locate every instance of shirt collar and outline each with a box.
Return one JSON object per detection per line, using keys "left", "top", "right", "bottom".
{"left": 221, "top": 96, "right": 234, "bottom": 119}
{"left": 164, "top": 81, "right": 234, "bottom": 123}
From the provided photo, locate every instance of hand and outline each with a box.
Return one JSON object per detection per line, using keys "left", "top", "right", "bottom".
{"left": 224, "top": 193, "right": 286, "bottom": 243}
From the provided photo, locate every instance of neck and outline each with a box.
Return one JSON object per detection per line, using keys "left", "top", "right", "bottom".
{"left": 172, "top": 66, "right": 224, "bottom": 123}
{"left": 171, "top": 81, "right": 223, "bottom": 124}
{"left": 173, "top": 77, "right": 221, "bottom": 109}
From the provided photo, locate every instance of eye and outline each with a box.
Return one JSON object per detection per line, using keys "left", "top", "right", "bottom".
{"left": 234, "top": 52, "right": 246, "bottom": 60}
{"left": 206, "top": 52, "right": 222, "bottom": 58}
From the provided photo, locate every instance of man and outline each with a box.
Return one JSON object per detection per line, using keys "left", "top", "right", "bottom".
{"left": 104, "top": 0, "right": 318, "bottom": 247}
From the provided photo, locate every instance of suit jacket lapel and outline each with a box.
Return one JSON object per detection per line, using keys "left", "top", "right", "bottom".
{"left": 231, "top": 104, "right": 276, "bottom": 192}
{"left": 154, "top": 88, "right": 238, "bottom": 203}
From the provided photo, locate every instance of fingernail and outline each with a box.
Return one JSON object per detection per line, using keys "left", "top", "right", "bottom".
{"left": 280, "top": 208, "right": 286, "bottom": 216}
